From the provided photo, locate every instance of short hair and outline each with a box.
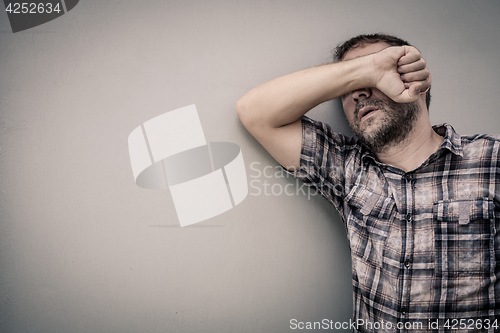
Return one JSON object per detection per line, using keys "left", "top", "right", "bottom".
{"left": 334, "top": 33, "right": 431, "bottom": 109}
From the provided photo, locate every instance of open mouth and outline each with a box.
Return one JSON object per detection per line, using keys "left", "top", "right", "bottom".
{"left": 358, "top": 106, "right": 379, "bottom": 121}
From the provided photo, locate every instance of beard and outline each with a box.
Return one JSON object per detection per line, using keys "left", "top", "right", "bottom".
{"left": 348, "top": 98, "right": 420, "bottom": 154}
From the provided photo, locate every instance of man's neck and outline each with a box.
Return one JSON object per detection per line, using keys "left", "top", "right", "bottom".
{"left": 375, "top": 116, "right": 444, "bottom": 173}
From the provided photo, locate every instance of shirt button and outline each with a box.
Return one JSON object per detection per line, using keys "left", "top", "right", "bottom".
{"left": 406, "top": 213, "right": 412, "bottom": 223}
{"left": 405, "top": 173, "right": 413, "bottom": 181}
{"left": 404, "top": 259, "right": 411, "bottom": 268}
{"left": 401, "top": 307, "right": 407, "bottom": 316}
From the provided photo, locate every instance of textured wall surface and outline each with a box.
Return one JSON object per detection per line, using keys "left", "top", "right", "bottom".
{"left": 1, "top": 1, "right": 499, "bottom": 332}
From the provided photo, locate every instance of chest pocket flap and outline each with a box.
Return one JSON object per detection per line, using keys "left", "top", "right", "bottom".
{"left": 344, "top": 185, "right": 395, "bottom": 221}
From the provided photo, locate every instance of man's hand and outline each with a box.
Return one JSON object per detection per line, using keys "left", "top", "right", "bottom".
{"left": 372, "top": 46, "right": 431, "bottom": 103}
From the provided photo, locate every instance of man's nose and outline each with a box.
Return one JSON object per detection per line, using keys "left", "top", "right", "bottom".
{"left": 352, "top": 88, "right": 372, "bottom": 103}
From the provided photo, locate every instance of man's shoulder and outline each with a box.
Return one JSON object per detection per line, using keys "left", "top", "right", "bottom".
{"left": 434, "top": 123, "right": 500, "bottom": 146}
{"left": 461, "top": 133, "right": 500, "bottom": 143}
{"left": 302, "top": 115, "right": 359, "bottom": 147}
{"left": 459, "top": 132, "right": 500, "bottom": 161}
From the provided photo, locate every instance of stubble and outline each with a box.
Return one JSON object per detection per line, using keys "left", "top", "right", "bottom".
{"left": 349, "top": 99, "right": 420, "bottom": 154}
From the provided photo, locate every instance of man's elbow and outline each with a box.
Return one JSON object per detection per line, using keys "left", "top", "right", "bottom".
{"left": 235, "top": 95, "right": 257, "bottom": 129}
{"left": 235, "top": 96, "right": 246, "bottom": 119}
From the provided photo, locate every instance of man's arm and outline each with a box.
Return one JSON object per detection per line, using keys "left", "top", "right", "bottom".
{"left": 235, "top": 46, "right": 430, "bottom": 170}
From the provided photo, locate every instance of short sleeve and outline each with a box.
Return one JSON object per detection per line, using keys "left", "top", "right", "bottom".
{"left": 282, "top": 115, "right": 353, "bottom": 208}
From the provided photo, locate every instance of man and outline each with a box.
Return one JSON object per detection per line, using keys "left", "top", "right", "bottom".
{"left": 236, "top": 34, "right": 499, "bottom": 332}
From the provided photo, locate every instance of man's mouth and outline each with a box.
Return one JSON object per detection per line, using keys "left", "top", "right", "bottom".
{"left": 358, "top": 106, "right": 379, "bottom": 121}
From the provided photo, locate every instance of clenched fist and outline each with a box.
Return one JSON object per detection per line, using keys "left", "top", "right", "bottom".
{"left": 371, "top": 46, "right": 431, "bottom": 103}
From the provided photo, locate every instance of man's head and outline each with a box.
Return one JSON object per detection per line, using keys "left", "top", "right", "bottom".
{"left": 335, "top": 34, "right": 431, "bottom": 154}
{"left": 333, "top": 33, "right": 431, "bottom": 110}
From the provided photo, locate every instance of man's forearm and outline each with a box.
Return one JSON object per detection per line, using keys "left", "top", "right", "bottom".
{"left": 234, "top": 45, "right": 429, "bottom": 170}
{"left": 236, "top": 55, "right": 374, "bottom": 130}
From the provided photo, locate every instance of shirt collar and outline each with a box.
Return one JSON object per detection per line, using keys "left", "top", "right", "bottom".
{"left": 433, "top": 123, "right": 463, "bottom": 157}
{"left": 361, "top": 123, "right": 463, "bottom": 164}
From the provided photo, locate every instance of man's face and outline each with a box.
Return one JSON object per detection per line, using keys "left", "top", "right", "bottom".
{"left": 340, "top": 42, "right": 421, "bottom": 154}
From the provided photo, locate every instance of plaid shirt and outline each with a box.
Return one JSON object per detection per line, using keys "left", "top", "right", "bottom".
{"left": 286, "top": 116, "right": 500, "bottom": 332}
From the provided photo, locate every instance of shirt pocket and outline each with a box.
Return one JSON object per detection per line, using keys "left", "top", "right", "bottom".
{"left": 344, "top": 185, "right": 396, "bottom": 267}
{"left": 433, "top": 197, "right": 496, "bottom": 276}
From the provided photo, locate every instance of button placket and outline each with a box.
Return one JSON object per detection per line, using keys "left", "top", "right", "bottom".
{"left": 401, "top": 306, "right": 407, "bottom": 316}
{"left": 405, "top": 173, "right": 413, "bottom": 182}
{"left": 400, "top": 172, "right": 413, "bottom": 324}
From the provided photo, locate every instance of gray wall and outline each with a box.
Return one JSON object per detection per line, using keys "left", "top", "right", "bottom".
{"left": 1, "top": 1, "right": 499, "bottom": 332}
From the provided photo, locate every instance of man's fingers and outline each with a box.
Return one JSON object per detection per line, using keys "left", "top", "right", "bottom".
{"left": 420, "top": 73, "right": 431, "bottom": 93}
{"left": 397, "top": 46, "right": 421, "bottom": 66}
{"left": 406, "top": 74, "right": 431, "bottom": 93}
{"left": 406, "top": 78, "right": 430, "bottom": 93}
{"left": 418, "top": 79, "right": 431, "bottom": 95}
{"left": 394, "top": 82, "right": 422, "bottom": 103}
{"left": 400, "top": 68, "right": 430, "bottom": 82}
{"left": 397, "top": 58, "right": 426, "bottom": 74}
